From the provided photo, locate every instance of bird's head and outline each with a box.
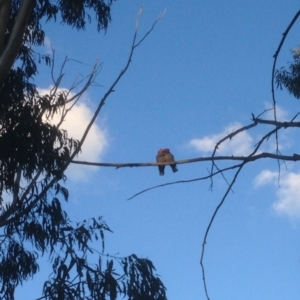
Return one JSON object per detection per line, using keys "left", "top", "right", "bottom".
{"left": 162, "top": 148, "right": 170, "bottom": 153}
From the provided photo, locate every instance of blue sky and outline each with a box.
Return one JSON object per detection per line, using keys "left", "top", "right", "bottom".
{"left": 15, "top": 1, "right": 300, "bottom": 299}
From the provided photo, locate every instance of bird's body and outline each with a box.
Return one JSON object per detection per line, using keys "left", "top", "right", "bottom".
{"left": 162, "top": 148, "right": 178, "bottom": 173}
{"left": 156, "top": 148, "right": 178, "bottom": 175}
{"left": 156, "top": 149, "right": 165, "bottom": 176}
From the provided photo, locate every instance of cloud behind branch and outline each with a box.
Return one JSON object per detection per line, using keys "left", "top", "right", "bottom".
{"left": 189, "top": 122, "right": 253, "bottom": 156}
{"left": 39, "top": 87, "right": 108, "bottom": 181}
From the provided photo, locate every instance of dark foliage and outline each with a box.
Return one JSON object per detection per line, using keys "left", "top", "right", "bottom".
{"left": 43, "top": 254, "right": 167, "bottom": 300}
{"left": 0, "top": 69, "right": 74, "bottom": 195}
{"left": 275, "top": 49, "right": 300, "bottom": 99}
{"left": 2, "top": 0, "right": 114, "bottom": 80}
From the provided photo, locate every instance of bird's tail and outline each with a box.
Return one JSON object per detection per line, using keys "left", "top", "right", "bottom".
{"left": 159, "top": 166, "right": 165, "bottom": 176}
{"left": 171, "top": 164, "right": 178, "bottom": 173}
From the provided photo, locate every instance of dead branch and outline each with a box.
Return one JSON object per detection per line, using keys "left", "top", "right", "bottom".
{"left": 69, "top": 152, "right": 300, "bottom": 168}
{"left": 69, "top": 6, "right": 164, "bottom": 163}
{"left": 253, "top": 117, "right": 300, "bottom": 127}
{"left": 127, "top": 163, "right": 243, "bottom": 201}
{"left": 200, "top": 164, "right": 245, "bottom": 300}
{"left": 39, "top": 113, "right": 300, "bottom": 171}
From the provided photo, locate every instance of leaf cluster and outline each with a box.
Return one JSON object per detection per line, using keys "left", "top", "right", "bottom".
{"left": 43, "top": 254, "right": 167, "bottom": 300}
{"left": 275, "top": 48, "right": 300, "bottom": 99}
{"left": 0, "top": 68, "right": 77, "bottom": 196}
{"left": 2, "top": 0, "right": 114, "bottom": 80}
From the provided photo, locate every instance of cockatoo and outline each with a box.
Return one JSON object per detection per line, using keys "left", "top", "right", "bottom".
{"left": 162, "top": 148, "right": 178, "bottom": 173}
{"left": 156, "top": 149, "right": 165, "bottom": 176}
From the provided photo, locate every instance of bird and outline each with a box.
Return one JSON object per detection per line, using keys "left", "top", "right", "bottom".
{"left": 156, "top": 149, "right": 166, "bottom": 176}
{"left": 162, "top": 148, "right": 178, "bottom": 173}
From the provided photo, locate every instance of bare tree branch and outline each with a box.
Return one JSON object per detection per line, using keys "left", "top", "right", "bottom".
{"left": 134, "top": 8, "right": 166, "bottom": 48}
{"left": 69, "top": 7, "right": 164, "bottom": 163}
{"left": 67, "top": 152, "right": 300, "bottom": 168}
{"left": 253, "top": 117, "right": 300, "bottom": 127}
{"left": 39, "top": 115, "right": 300, "bottom": 172}
{"left": 127, "top": 163, "right": 243, "bottom": 201}
{"left": 200, "top": 164, "right": 244, "bottom": 300}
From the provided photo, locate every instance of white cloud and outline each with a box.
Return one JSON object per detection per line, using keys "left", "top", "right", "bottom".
{"left": 254, "top": 170, "right": 300, "bottom": 221}
{"left": 57, "top": 102, "right": 108, "bottom": 181}
{"left": 253, "top": 170, "right": 278, "bottom": 187}
{"left": 273, "top": 173, "right": 300, "bottom": 220}
{"left": 39, "top": 87, "right": 108, "bottom": 180}
{"left": 189, "top": 104, "right": 291, "bottom": 158}
{"left": 189, "top": 122, "right": 253, "bottom": 156}
{"left": 263, "top": 103, "right": 288, "bottom": 121}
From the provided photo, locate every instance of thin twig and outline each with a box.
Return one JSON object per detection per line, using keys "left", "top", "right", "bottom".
{"left": 127, "top": 163, "right": 243, "bottom": 201}
{"left": 69, "top": 6, "right": 164, "bottom": 163}
{"left": 200, "top": 164, "right": 244, "bottom": 300}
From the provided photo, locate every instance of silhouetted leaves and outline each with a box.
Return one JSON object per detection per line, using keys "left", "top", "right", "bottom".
{"left": 122, "top": 255, "right": 167, "bottom": 300}
{"left": 3, "top": 0, "right": 114, "bottom": 81}
{"left": 0, "top": 241, "right": 39, "bottom": 299}
{"left": 275, "top": 49, "right": 300, "bottom": 99}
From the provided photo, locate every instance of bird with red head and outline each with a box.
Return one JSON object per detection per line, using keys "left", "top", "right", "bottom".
{"left": 155, "top": 148, "right": 178, "bottom": 175}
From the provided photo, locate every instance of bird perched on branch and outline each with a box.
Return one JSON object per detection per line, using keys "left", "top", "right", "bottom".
{"left": 156, "top": 149, "right": 165, "bottom": 176}
{"left": 156, "top": 148, "right": 178, "bottom": 176}
{"left": 162, "top": 148, "right": 178, "bottom": 173}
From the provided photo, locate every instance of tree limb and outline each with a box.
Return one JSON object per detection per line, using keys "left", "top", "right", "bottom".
{"left": 0, "top": 0, "right": 35, "bottom": 85}
{"left": 127, "top": 163, "right": 243, "bottom": 201}
{"left": 68, "top": 7, "right": 164, "bottom": 165}
{"left": 67, "top": 152, "right": 300, "bottom": 168}
{"left": 200, "top": 164, "right": 244, "bottom": 300}
{"left": 0, "top": 0, "right": 11, "bottom": 55}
